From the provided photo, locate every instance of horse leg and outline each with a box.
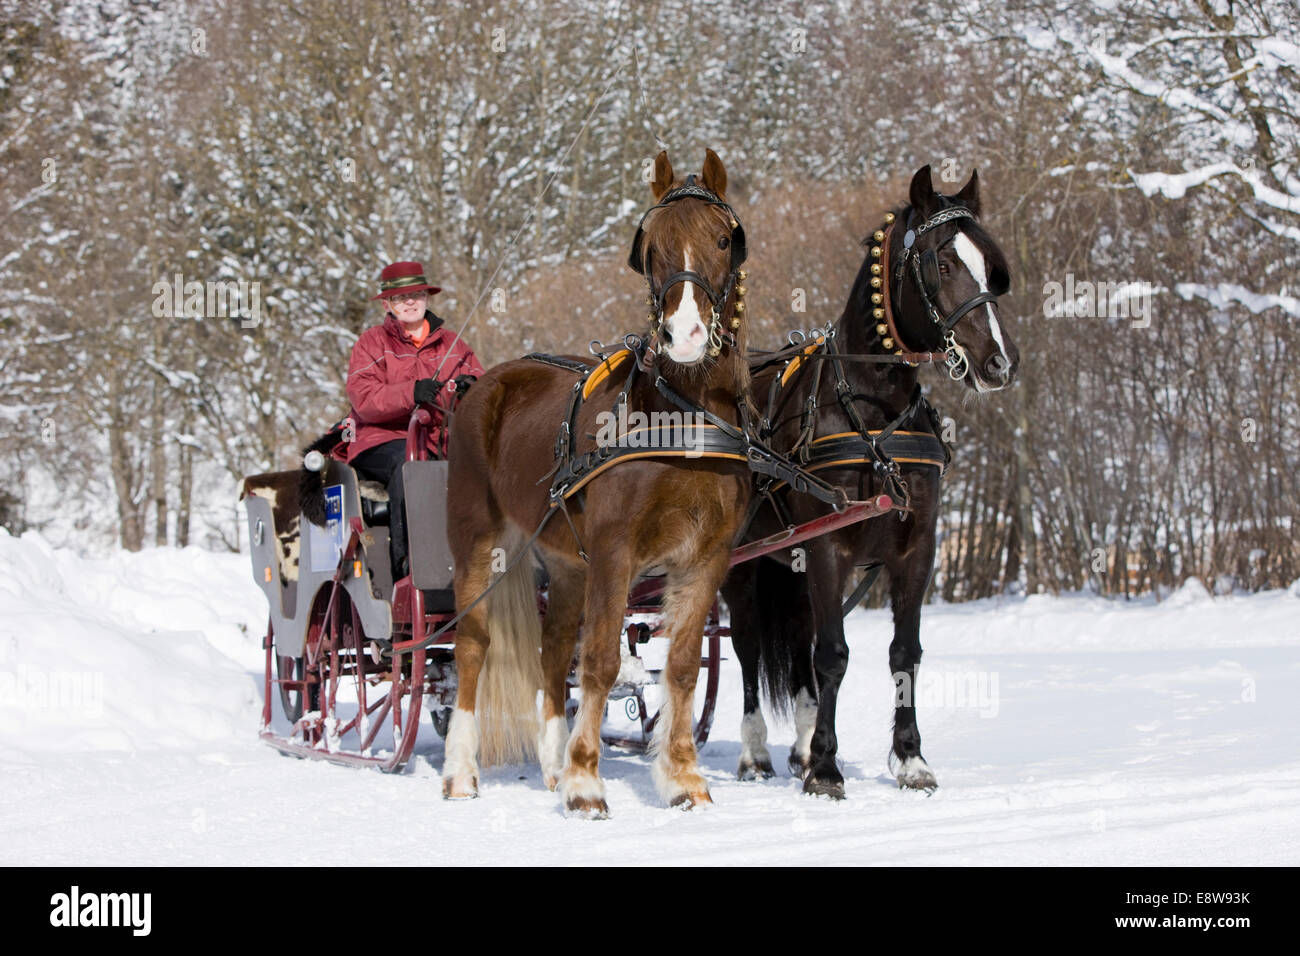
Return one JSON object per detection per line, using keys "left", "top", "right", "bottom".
{"left": 560, "top": 552, "right": 631, "bottom": 818}
{"left": 725, "top": 563, "right": 775, "bottom": 780}
{"left": 777, "top": 571, "right": 817, "bottom": 778}
{"left": 803, "top": 543, "right": 851, "bottom": 799}
{"left": 538, "top": 561, "right": 585, "bottom": 791}
{"left": 888, "top": 543, "right": 939, "bottom": 792}
{"left": 443, "top": 535, "right": 499, "bottom": 799}
{"left": 651, "top": 554, "right": 729, "bottom": 808}
{"left": 787, "top": 617, "right": 818, "bottom": 779}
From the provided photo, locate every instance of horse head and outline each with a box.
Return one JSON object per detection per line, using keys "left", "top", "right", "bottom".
{"left": 884, "top": 165, "right": 1019, "bottom": 393}
{"left": 628, "top": 149, "right": 749, "bottom": 369}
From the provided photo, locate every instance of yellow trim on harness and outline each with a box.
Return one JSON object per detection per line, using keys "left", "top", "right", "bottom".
{"left": 802, "top": 456, "right": 946, "bottom": 470}
{"left": 552, "top": 423, "right": 749, "bottom": 502}
{"left": 779, "top": 341, "right": 823, "bottom": 387}
{"left": 810, "top": 430, "right": 937, "bottom": 443}
{"left": 582, "top": 349, "right": 632, "bottom": 400}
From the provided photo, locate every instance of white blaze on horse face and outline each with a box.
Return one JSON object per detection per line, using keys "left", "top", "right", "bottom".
{"left": 953, "top": 232, "right": 1009, "bottom": 388}
{"left": 662, "top": 250, "right": 710, "bottom": 364}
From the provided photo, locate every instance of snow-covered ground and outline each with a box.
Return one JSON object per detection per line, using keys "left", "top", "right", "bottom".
{"left": 1, "top": 528, "right": 1297, "bottom": 866}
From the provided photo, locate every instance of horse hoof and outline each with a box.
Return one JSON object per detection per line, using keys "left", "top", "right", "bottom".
{"left": 803, "top": 769, "right": 845, "bottom": 800}
{"left": 442, "top": 778, "right": 479, "bottom": 800}
{"left": 543, "top": 773, "right": 559, "bottom": 792}
{"left": 897, "top": 757, "right": 938, "bottom": 793}
{"left": 788, "top": 752, "right": 812, "bottom": 779}
{"left": 565, "top": 795, "right": 610, "bottom": 819}
{"left": 737, "top": 758, "right": 776, "bottom": 781}
{"left": 670, "top": 789, "right": 713, "bottom": 809}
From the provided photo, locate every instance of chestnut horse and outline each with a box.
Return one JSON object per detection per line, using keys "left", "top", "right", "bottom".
{"left": 722, "top": 166, "right": 1020, "bottom": 799}
{"left": 443, "top": 149, "right": 752, "bottom": 816}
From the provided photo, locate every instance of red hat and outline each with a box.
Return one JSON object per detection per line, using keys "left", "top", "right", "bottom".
{"left": 371, "top": 261, "right": 442, "bottom": 300}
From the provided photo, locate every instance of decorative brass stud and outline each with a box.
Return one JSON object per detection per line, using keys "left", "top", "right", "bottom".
{"left": 884, "top": 212, "right": 896, "bottom": 224}
{"left": 870, "top": 246, "right": 881, "bottom": 259}
{"left": 873, "top": 307, "right": 884, "bottom": 320}
{"left": 873, "top": 230, "right": 885, "bottom": 242}
{"left": 870, "top": 277, "right": 882, "bottom": 289}
{"left": 871, "top": 293, "right": 883, "bottom": 305}
{"left": 876, "top": 324, "right": 888, "bottom": 336}
{"left": 883, "top": 337, "right": 894, "bottom": 350}
{"left": 871, "top": 263, "right": 881, "bottom": 275}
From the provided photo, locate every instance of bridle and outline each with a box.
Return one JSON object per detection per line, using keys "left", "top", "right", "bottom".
{"left": 627, "top": 178, "right": 748, "bottom": 358}
{"left": 871, "top": 202, "right": 1001, "bottom": 381}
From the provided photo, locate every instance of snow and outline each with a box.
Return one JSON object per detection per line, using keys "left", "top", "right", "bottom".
{"left": 1176, "top": 281, "right": 1300, "bottom": 319}
{"left": 1, "top": 530, "right": 1298, "bottom": 865}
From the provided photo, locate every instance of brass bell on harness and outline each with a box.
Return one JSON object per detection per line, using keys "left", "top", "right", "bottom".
{"left": 735, "top": 301, "right": 745, "bottom": 313}
{"left": 876, "top": 324, "right": 888, "bottom": 336}
{"left": 873, "top": 230, "right": 885, "bottom": 242}
{"left": 730, "top": 317, "right": 741, "bottom": 330}
{"left": 736, "top": 285, "right": 747, "bottom": 297}
{"left": 870, "top": 277, "right": 882, "bottom": 289}
{"left": 871, "top": 263, "right": 882, "bottom": 275}
{"left": 870, "top": 246, "right": 882, "bottom": 259}
{"left": 738, "top": 270, "right": 748, "bottom": 280}
{"left": 871, "top": 292, "right": 883, "bottom": 305}
{"left": 647, "top": 313, "right": 656, "bottom": 324}
{"left": 884, "top": 212, "right": 896, "bottom": 224}
{"left": 882, "top": 337, "right": 894, "bottom": 350}
{"left": 873, "top": 308, "right": 884, "bottom": 320}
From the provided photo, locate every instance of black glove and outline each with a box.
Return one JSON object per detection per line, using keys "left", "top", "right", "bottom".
{"left": 413, "top": 378, "right": 444, "bottom": 405}
{"left": 452, "top": 374, "right": 478, "bottom": 397}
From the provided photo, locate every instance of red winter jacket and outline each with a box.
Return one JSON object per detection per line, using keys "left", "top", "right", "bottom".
{"left": 344, "top": 311, "right": 485, "bottom": 461}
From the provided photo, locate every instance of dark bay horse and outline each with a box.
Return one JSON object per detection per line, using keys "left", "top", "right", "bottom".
{"left": 722, "top": 165, "right": 1020, "bottom": 799}
{"left": 443, "top": 149, "right": 753, "bottom": 816}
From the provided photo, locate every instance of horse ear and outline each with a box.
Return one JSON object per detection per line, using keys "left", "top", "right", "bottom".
{"left": 651, "top": 151, "right": 674, "bottom": 201}
{"left": 955, "top": 168, "right": 981, "bottom": 216}
{"left": 909, "top": 165, "right": 936, "bottom": 212}
{"left": 701, "top": 148, "right": 727, "bottom": 199}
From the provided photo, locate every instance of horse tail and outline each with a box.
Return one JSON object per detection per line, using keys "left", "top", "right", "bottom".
{"left": 298, "top": 425, "right": 347, "bottom": 526}
{"left": 476, "top": 526, "right": 544, "bottom": 766}
{"left": 755, "top": 559, "right": 812, "bottom": 717}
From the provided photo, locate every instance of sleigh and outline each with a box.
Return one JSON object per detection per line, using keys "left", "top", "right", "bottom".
{"left": 241, "top": 393, "right": 893, "bottom": 774}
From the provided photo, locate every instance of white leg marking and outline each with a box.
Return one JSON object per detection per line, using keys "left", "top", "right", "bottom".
{"left": 443, "top": 707, "right": 480, "bottom": 795}
{"left": 662, "top": 250, "right": 709, "bottom": 364}
{"left": 897, "top": 755, "right": 938, "bottom": 790}
{"left": 538, "top": 715, "right": 568, "bottom": 789}
{"left": 792, "top": 688, "right": 817, "bottom": 766}
{"left": 739, "top": 710, "right": 771, "bottom": 768}
{"left": 558, "top": 765, "right": 608, "bottom": 812}
{"left": 649, "top": 691, "right": 685, "bottom": 803}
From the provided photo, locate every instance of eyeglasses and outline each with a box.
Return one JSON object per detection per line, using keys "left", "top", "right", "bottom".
{"left": 390, "top": 292, "right": 427, "bottom": 304}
